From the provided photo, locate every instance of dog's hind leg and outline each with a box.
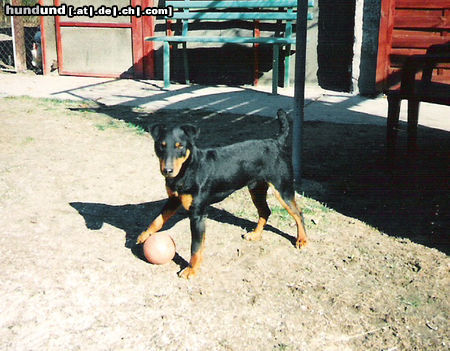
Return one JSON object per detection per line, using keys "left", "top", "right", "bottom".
{"left": 244, "top": 182, "right": 271, "bottom": 241}
{"left": 270, "top": 183, "right": 307, "bottom": 249}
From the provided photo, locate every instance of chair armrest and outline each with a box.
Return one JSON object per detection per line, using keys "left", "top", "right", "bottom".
{"left": 400, "top": 54, "right": 450, "bottom": 95}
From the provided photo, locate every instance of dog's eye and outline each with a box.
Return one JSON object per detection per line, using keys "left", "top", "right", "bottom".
{"left": 160, "top": 142, "right": 167, "bottom": 148}
{"left": 175, "top": 143, "right": 184, "bottom": 150}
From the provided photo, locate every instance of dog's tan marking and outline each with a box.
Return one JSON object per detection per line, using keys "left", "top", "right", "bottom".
{"left": 179, "top": 235, "right": 205, "bottom": 279}
{"left": 244, "top": 184, "right": 271, "bottom": 241}
{"left": 166, "top": 186, "right": 178, "bottom": 197}
{"left": 136, "top": 187, "right": 181, "bottom": 244}
{"left": 180, "top": 193, "right": 193, "bottom": 211}
{"left": 269, "top": 184, "right": 308, "bottom": 249}
{"left": 244, "top": 217, "right": 266, "bottom": 241}
{"left": 172, "top": 149, "right": 190, "bottom": 177}
{"left": 159, "top": 158, "right": 166, "bottom": 175}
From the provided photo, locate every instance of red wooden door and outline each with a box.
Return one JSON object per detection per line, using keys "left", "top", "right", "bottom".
{"left": 376, "top": 0, "right": 449, "bottom": 90}
{"left": 53, "top": 0, "right": 154, "bottom": 78}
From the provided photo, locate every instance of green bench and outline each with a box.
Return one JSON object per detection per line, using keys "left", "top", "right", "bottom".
{"left": 145, "top": 0, "right": 314, "bottom": 94}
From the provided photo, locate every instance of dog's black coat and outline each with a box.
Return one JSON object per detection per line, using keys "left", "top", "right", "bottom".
{"left": 138, "top": 109, "right": 307, "bottom": 278}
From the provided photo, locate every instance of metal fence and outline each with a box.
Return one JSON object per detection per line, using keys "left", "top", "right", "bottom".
{"left": 0, "top": 0, "right": 40, "bottom": 72}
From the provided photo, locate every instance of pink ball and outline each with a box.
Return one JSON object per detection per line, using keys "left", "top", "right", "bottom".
{"left": 143, "top": 233, "right": 176, "bottom": 265}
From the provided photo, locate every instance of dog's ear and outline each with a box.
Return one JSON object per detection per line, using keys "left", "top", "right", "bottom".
{"left": 149, "top": 124, "right": 166, "bottom": 140}
{"left": 180, "top": 124, "right": 199, "bottom": 140}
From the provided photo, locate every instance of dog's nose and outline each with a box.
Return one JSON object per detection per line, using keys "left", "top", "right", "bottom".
{"left": 163, "top": 168, "right": 174, "bottom": 176}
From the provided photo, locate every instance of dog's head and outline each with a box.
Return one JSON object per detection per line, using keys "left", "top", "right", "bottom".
{"left": 150, "top": 124, "right": 199, "bottom": 178}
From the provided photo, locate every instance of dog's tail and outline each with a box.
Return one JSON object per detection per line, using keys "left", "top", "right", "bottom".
{"left": 276, "top": 109, "right": 289, "bottom": 146}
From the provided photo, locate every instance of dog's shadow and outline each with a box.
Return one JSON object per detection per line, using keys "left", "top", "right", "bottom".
{"left": 70, "top": 200, "right": 294, "bottom": 270}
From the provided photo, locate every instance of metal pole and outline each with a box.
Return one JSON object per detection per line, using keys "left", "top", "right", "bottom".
{"left": 292, "top": 0, "right": 308, "bottom": 186}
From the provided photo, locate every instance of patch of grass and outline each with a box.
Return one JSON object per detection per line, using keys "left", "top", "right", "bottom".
{"left": 81, "top": 108, "right": 98, "bottom": 114}
{"left": 126, "top": 122, "right": 146, "bottom": 135}
{"left": 271, "top": 205, "right": 290, "bottom": 222}
{"left": 95, "top": 124, "right": 106, "bottom": 131}
{"left": 22, "top": 136, "right": 34, "bottom": 144}
{"left": 357, "top": 246, "right": 370, "bottom": 256}
{"left": 399, "top": 295, "right": 422, "bottom": 308}
{"left": 94, "top": 118, "right": 147, "bottom": 135}
{"left": 260, "top": 198, "right": 333, "bottom": 226}
{"left": 38, "top": 97, "right": 80, "bottom": 110}
{"left": 232, "top": 196, "right": 329, "bottom": 225}
{"left": 107, "top": 120, "right": 120, "bottom": 128}
{"left": 40, "top": 97, "right": 72, "bottom": 105}
{"left": 95, "top": 120, "right": 131, "bottom": 132}
{"left": 234, "top": 208, "right": 256, "bottom": 220}
{"left": 302, "top": 198, "right": 332, "bottom": 215}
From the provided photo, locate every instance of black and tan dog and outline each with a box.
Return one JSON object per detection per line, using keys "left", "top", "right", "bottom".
{"left": 137, "top": 109, "right": 307, "bottom": 279}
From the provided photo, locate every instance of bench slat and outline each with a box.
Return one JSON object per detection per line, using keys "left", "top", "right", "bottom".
{"left": 145, "top": 36, "right": 296, "bottom": 44}
{"left": 154, "top": 0, "right": 316, "bottom": 94}
{"left": 171, "top": 12, "right": 298, "bottom": 20}
{"left": 166, "top": 1, "right": 303, "bottom": 8}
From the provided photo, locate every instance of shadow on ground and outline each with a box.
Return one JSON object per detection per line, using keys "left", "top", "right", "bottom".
{"left": 300, "top": 120, "right": 449, "bottom": 254}
{"left": 70, "top": 200, "right": 292, "bottom": 267}
{"left": 68, "top": 96, "right": 449, "bottom": 255}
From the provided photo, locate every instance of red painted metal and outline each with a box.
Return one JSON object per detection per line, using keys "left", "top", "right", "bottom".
{"left": 392, "top": 31, "right": 448, "bottom": 48}
{"left": 376, "top": 0, "right": 396, "bottom": 89}
{"left": 53, "top": 0, "right": 155, "bottom": 78}
{"left": 58, "top": 22, "right": 132, "bottom": 28}
{"left": 394, "top": 11, "right": 450, "bottom": 29}
{"left": 54, "top": 0, "right": 64, "bottom": 75}
{"left": 377, "top": 0, "right": 449, "bottom": 91}
{"left": 396, "top": 0, "right": 450, "bottom": 9}
{"left": 132, "top": 0, "right": 144, "bottom": 78}
{"left": 142, "top": 0, "right": 155, "bottom": 78}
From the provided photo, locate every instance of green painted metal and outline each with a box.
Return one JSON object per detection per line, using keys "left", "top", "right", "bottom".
{"left": 182, "top": 21, "right": 189, "bottom": 36}
{"left": 182, "top": 7, "right": 190, "bottom": 84}
{"left": 284, "top": 46, "right": 291, "bottom": 88}
{"left": 151, "top": 0, "right": 316, "bottom": 94}
{"left": 171, "top": 12, "right": 297, "bottom": 20}
{"left": 272, "top": 44, "right": 279, "bottom": 95}
{"left": 163, "top": 41, "right": 170, "bottom": 88}
{"left": 293, "top": 0, "right": 310, "bottom": 184}
{"left": 166, "top": 1, "right": 315, "bottom": 8}
{"left": 146, "top": 36, "right": 296, "bottom": 44}
{"left": 284, "top": 9, "right": 293, "bottom": 88}
{"left": 167, "top": 1, "right": 298, "bottom": 8}
{"left": 182, "top": 42, "right": 190, "bottom": 84}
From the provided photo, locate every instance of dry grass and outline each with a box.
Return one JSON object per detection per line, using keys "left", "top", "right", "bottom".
{"left": 0, "top": 97, "right": 448, "bottom": 350}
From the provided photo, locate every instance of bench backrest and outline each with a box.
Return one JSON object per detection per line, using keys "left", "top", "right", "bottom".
{"left": 166, "top": 0, "right": 314, "bottom": 38}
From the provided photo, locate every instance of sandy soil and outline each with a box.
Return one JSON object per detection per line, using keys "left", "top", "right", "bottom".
{"left": 0, "top": 97, "right": 448, "bottom": 350}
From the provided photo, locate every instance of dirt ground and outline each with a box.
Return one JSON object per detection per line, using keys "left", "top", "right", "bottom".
{"left": 0, "top": 97, "right": 448, "bottom": 351}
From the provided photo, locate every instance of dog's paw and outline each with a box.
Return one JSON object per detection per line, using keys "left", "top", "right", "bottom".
{"left": 136, "top": 231, "right": 151, "bottom": 244}
{"left": 243, "top": 231, "right": 262, "bottom": 242}
{"left": 296, "top": 238, "right": 307, "bottom": 249}
{"left": 178, "top": 267, "right": 197, "bottom": 279}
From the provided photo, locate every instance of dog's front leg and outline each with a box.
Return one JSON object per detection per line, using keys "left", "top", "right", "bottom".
{"left": 179, "top": 208, "right": 206, "bottom": 279}
{"left": 136, "top": 195, "right": 181, "bottom": 244}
